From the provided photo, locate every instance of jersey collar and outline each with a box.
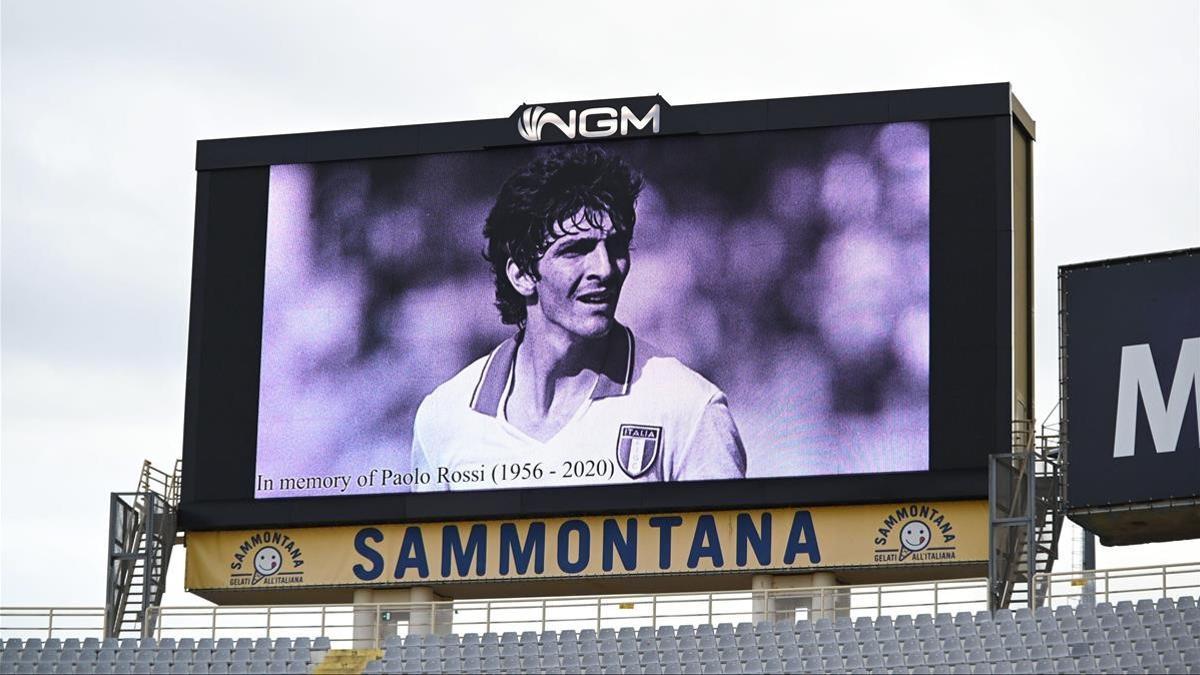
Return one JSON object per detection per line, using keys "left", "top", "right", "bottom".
{"left": 469, "top": 323, "right": 635, "bottom": 416}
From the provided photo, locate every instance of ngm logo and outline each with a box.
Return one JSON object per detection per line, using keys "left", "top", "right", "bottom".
{"left": 1113, "top": 337, "right": 1200, "bottom": 457}
{"left": 517, "top": 103, "right": 661, "bottom": 142}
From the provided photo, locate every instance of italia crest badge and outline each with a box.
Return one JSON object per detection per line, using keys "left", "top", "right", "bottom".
{"left": 615, "top": 424, "right": 662, "bottom": 478}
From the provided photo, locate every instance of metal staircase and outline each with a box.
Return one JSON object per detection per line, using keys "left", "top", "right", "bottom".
{"left": 989, "top": 419, "right": 1065, "bottom": 610}
{"left": 105, "top": 460, "right": 182, "bottom": 638}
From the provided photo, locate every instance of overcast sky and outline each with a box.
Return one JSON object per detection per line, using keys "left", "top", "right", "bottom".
{"left": 2, "top": 1, "right": 1198, "bottom": 608}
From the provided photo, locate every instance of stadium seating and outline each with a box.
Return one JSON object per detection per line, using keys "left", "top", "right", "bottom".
{"left": 1, "top": 597, "right": 1197, "bottom": 674}
{"left": 0, "top": 636, "right": 327, "bottom": 674}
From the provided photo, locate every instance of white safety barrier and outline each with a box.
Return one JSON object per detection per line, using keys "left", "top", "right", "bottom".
{"left": 2, "top": 562, "right": 1198, "bottom": 648}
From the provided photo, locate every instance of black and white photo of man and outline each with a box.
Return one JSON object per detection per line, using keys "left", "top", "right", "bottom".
{"left": 410, "top": 146, "right": 747, "bottom": 491}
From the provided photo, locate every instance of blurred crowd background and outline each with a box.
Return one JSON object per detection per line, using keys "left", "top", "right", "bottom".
{"left": 256, "top": 122, "right": 930, "bottom": 497}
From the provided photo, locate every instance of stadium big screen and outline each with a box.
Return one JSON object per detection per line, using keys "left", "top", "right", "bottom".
{"left": 181, "top": 85, "right": 1032, "bottom": 532}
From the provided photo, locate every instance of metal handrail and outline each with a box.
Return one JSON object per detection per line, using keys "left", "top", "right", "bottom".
{"left": 1035, "top": 560, "right": 1200, "bottom": 608}
{"left": 5, "top": 561, "right": 1198, "bottom": 646}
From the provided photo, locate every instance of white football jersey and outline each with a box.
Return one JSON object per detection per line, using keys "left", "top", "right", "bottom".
{"left": 410, "top": 325, "right": 745, "bottom": 492}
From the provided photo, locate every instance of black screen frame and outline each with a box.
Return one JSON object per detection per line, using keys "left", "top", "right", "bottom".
{"left": 180, "top": 84, "right": 1019, "bottom": 531}
{"left": 1060, "top": 247, "right": 1200, "bottom": 510}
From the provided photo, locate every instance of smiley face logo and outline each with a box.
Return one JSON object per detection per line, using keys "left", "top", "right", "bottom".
{"left": 899, "top": 521, "right": 931, "bottom": 553}
{"left": 253, "top": 546, "right": 283, "bottom": 577}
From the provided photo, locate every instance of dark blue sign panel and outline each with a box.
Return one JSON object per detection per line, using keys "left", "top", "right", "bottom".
{"left": 1062, "top": 248, "right": 1200, "bottom": 509}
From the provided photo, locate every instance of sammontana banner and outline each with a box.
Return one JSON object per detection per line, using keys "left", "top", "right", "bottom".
{"left": 185, "top": 501, "right": 986, "bottom": 591}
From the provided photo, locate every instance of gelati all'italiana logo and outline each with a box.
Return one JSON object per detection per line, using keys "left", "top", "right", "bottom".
{"left": 873, "top": 505, "right": 958, "bottom": 563}
{"left": 229, "top": 530, "right": 305, "bottom": 587}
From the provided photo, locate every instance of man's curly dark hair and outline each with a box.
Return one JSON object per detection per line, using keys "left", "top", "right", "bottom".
{"left": 483, "top": 145, "right": 644, "bottom": 326}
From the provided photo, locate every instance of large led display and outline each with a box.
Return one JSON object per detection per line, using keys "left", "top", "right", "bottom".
{"left": 254, "top": 123, "right": 930, "bottom": 498}
{"left": 181, "top": 84, "right": 1030, "bottom": 532}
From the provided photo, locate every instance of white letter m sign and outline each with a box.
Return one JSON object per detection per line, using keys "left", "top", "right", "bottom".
{"left": 1113, "top": 337, "right": 1200, "bottom": 457}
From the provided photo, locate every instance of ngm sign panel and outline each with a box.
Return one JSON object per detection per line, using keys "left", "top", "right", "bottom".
{"left": 1062, "top": 249, "right": 1200, "bottom": 509}
{"left": 185, "top": 502, "right": 986, "bottom": 591}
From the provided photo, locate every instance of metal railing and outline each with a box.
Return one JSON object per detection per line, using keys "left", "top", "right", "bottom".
{"left": 4, "top": 562, "right": 1197, "bottom": 647}
{"left": 134, "top": 460, "right": 180, "bottom": 512}
{"left": 1034, "top": 561, "right": 1200, "bottom": 608}
{"left": 2, "top": 578, "right": 989, "bottom": 648}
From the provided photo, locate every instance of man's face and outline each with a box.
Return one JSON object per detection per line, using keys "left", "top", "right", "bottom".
{"left": 530, "top": 211, "right": 631, "bottom": 340}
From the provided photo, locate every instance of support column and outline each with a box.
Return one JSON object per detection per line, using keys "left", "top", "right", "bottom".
{"left": 751, "top": 575, "right": 774, "bottom": 624}
{"left": 352, "top": 589, "right": 378, "bottom": 650}
{"left": 1082, "top": 529, "right": 1097, "bottom": 607}
{"left": 750, "top": 572, "right": 848, "bottom": 624}
{"left": 351, "top": 587, "right": 453, "bottom": 646}
{"left": 810, "top": 572, "right": 839, "bottom": 622}
{"left": 408, "top": 586, "right": 435, "bottom": 636}
{"left": 434, "top": 605, "right": 455, "bottom": 635}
